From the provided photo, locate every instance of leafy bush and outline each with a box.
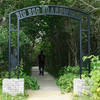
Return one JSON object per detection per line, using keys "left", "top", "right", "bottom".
{"left": 23, "top": 75, "right": 39, "bottom": 90}
{"left": 0, "top": 78, "right": 2, "bottom": 86}
{"left": 90, "top": 68, "right": 100, "bottom": 99}
{"left": 0, "top": 26, "right": 9, "bottom": 75}
{"left": 56, "top": 66, "right": 79, "bottom": 93}
{"left": 82, "top": 55, "right": 100, "bottom": 70}
{"left": 82, "top": 55, "right": 100, "bottom": 99}
{"left": 0, "top": 26, "right": 34, "bottom": 76}
{"left": 57, "top": 73, "right": 79, "bottom": 93}
{"left": 58, "top": 65, "right": 80, "bottom": 76}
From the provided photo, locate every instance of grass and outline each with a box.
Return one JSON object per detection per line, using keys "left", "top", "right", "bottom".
{"left": 0, "top": 86, "right": 28, "bottom": 100}
{"left": 73, "top": 96, "right": 100, "bottom": 100}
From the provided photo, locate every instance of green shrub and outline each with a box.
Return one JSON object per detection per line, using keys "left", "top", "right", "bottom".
{"left": 0, "top": 78, "right": 2, "bottom": 85}
{"left": 58, "top": 65, "right": 80, "bottom": 76}
{"left": 0, "top": 26, "right": 34, "bottom": 76}
{"left": 56, "top": 66, "right": 79, "bottom": 93}
{"left": 89, "top": 68, "right": 100, "bottom": 99}
{"left": 82, "top": 55, "right": 100, "bottom": 70}
{"left": 19, "top": 60, "right": 39, "bottom": 90}
{"left": 57, "top": 73, "right": 78, "bottom": 93}
{"left": 23, "top": 75, "right": 39, "bottom": 90}
{"left": 82, "top": 55, "right": 100, "bottom": 99}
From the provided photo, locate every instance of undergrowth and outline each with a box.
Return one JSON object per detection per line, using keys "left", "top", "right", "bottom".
{"left": 56, "top": 66, "right": 80, "bottom": 93}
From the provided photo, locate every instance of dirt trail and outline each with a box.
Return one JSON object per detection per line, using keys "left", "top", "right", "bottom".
{"left": 26, "top": 67, "right": 72, "bottom": 100}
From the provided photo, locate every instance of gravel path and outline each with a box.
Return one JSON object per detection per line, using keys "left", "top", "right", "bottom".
{"left": 26, "top": 67, "right": 72, "bottom": 100}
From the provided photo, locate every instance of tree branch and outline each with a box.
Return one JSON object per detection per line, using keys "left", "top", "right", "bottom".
{"left": 80, "top": 0, "right": 100, "bottom": 12}
{"left": 71, "top": 0, "right": 77, "bottom": 7}
{"left": 91, "top": 7, "right": 100, "bottom": 12}
{"left": 80, "top": 0, "right": 95, "bottom": 9}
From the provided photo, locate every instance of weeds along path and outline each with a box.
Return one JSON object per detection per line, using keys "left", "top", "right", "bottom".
{"left": 26, "top": 67, "right": 72, "bottom": 100}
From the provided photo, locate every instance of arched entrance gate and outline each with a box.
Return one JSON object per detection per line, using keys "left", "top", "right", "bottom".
{"left": 9, "top": 5, "right": 90, "bottom": 79}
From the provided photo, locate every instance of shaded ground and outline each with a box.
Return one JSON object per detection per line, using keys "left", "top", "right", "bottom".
{"left": 26, "top": 67, "right": 72, "bottom": 100}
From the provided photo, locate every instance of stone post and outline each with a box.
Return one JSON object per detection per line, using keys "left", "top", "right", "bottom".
{"left": 2, "top": 78, "right": 24, "bottom": 96}
{"left": 73, "top": 78, "right": 91, "bottom": 96}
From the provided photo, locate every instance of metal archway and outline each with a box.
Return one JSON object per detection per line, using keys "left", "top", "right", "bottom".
{"left": 8, "top": 5, "right": 90, "bottom": 79}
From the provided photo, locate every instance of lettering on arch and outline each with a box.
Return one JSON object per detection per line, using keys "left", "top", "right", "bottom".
{"left": 15, "top": 6, "right": 80, "bottom": 20}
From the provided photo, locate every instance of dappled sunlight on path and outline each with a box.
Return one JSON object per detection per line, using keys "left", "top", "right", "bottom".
{"left": 26, "top": 67, "right": 72, "bottom": 100}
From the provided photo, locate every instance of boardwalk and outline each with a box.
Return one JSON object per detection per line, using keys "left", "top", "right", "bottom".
{"left": 26, "top": 67, "right": 72, "bottom": 100}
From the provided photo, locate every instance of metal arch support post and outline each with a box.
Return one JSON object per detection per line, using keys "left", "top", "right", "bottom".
{"left": 79, "top": 19, "right": 82, "bottom": 79}
{"left": 9, "top": 14, "right": 11, "bottom": 79}
{"left": 9, "top": 15, "right": 20, "bottom": 79}
{"left": 17, "top": 18, "right": 20, "bottom": 79}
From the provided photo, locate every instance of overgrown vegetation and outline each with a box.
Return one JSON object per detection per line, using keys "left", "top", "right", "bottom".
{"left": 56, "top": 66, "right": 80, "bottom": 93}
{"left": 82, "top": 55, "right": 100, "bottom": 100}
{"left": 0, "top": 26, "right": 34, "bottom": 76}
{"left": 57, "top": 55, "right": 100, "bottom": 100}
